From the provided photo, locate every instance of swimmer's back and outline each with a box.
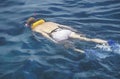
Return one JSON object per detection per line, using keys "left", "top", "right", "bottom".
{"left": 33, "top": 22, "right": 59, "bottom": 33}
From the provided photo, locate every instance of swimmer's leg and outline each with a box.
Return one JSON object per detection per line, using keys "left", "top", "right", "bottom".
{"left": 69, "top": 32, "right": 107, "bottom": 44}
{"left": 74, "top": 48, "right": 85, "bottom": 53}
{"left": 60, "top": 40, "right": 85, "bottom": 53}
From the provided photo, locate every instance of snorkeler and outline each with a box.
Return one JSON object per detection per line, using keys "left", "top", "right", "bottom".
{"left": 25, "top": 17, "right": 108, "bottom": 53}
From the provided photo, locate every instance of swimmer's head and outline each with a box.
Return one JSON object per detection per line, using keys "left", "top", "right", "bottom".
{"left": 25, "top": 17, "right": 45, "bottom": 29}
{"left": 25, "top": 17, "right": 36, "bottom": 27}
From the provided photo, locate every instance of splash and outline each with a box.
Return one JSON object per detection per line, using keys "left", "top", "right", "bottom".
{"left": 95, "top": 44, "right": 112, "bottom": 52}
{"left": 95, "top": 40, "right": 120, "bottom": 54}
{"left": 85, "top": 40, "right": 120, "bottom": 60}
{"left": 85, "top": 49, "right": 111, "bottom": 60}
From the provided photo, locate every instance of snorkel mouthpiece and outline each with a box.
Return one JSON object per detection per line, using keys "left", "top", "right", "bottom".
{"left": 32, "top": 19, "right": 45, "bottom": 29}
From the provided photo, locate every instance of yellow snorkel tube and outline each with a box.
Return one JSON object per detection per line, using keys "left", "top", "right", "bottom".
{"left": 31, "top": 19, "right": 45, "bottom": 29}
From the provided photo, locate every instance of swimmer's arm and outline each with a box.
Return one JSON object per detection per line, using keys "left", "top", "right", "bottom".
{"left": 33, "top": 29, "right": 57, "bottom": 43}
{"left": 43, "top": 33, "right": 57, "bottom": 43}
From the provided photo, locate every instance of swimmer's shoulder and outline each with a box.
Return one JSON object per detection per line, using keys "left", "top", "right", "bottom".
{"left": 43, "top": 22, "right": 59, "bottom": 25}
{"left": 33, "top": 22, "right": 59, "bottom": 33}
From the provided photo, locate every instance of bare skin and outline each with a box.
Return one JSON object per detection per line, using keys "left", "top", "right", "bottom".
{"left": 33, "top": 22, "right": 59, "bottom": 43}
{"left": 30, "top": 22, "right": 107, "bottom": 53}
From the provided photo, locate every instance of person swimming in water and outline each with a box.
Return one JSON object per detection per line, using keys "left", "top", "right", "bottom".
{"left": 25, "top": 17, "right": 108, "bottom": 53}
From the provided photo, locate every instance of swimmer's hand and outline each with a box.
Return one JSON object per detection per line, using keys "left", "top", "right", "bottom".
{"left": 91, "top": 38, "right": 108, "bottom": 45}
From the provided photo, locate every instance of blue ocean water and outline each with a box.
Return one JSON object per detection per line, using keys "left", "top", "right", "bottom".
{"left": 0, "top": 0, "right": 120, "bottom": 79}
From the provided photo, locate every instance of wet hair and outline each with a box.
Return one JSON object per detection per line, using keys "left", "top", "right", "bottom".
{"left": 26, "top": 17, "right": 36, "bottom": 26}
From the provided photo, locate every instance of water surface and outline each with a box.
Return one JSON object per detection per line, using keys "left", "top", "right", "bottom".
{"left": 0, "top": 0, "right": 120, "bottom": 79}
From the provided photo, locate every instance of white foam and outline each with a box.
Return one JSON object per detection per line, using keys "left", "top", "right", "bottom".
{"left": 95, "top": 44, "right": 112, "bottom": 52}
{"left": 95, "top": 43, "right": 120, "bottom": 54}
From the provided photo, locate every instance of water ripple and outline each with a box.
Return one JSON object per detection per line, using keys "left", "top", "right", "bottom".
{"left": 0, "top": 0, "right": 120, "bottom": 79}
